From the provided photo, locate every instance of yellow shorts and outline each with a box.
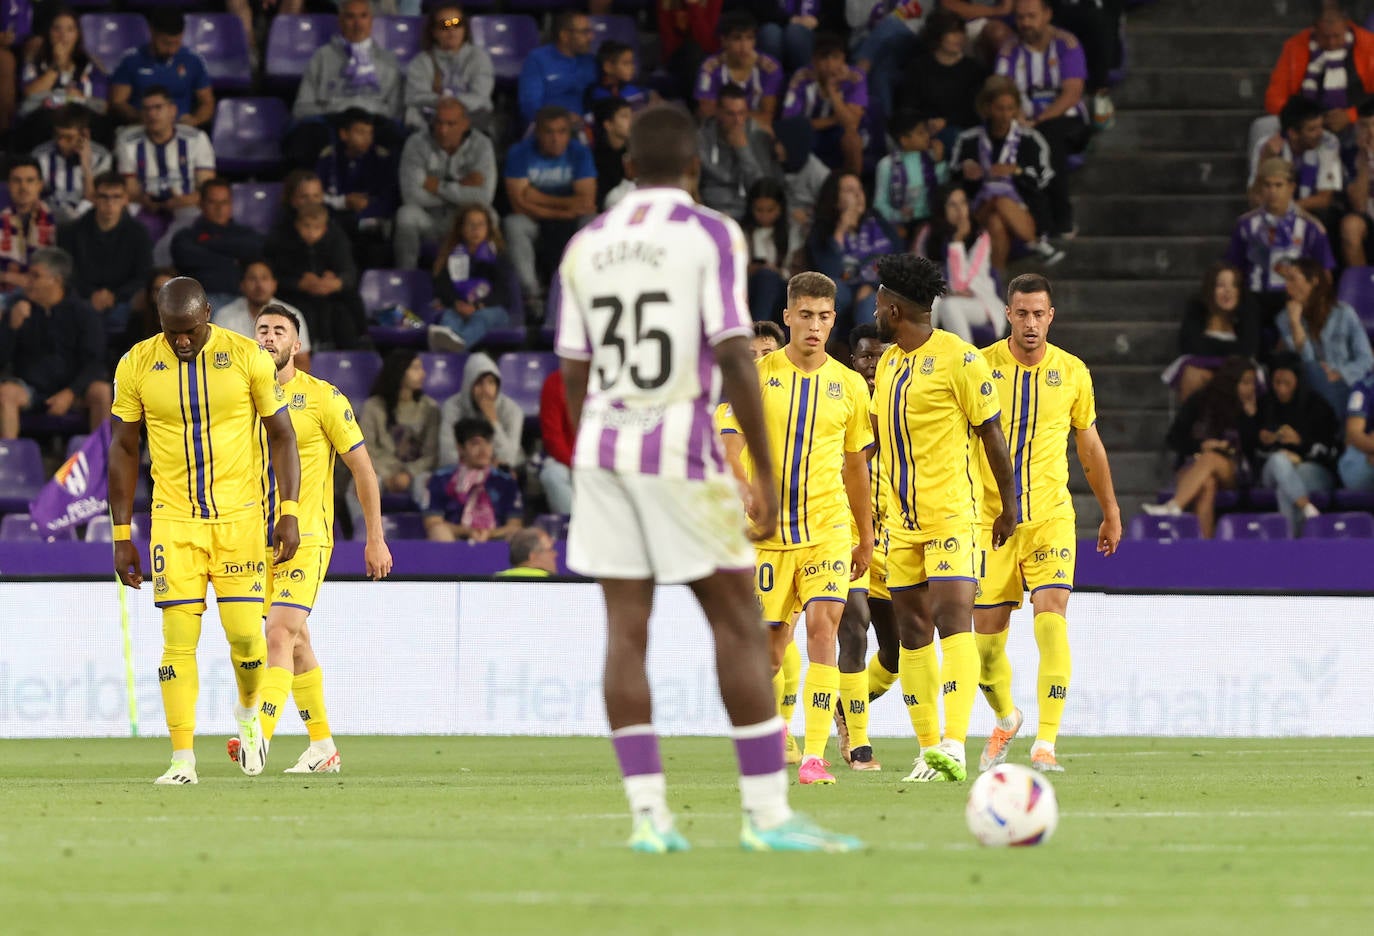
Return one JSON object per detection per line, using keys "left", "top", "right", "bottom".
{"left": 886, "top": 524, "right": 977, "bottom": 591}
{"left": 756, "top": 540, "right": 851, "bottom": 624}
{"left": 976, "top": 516, "right": 1077, "bottom": 609}
{"left": 151, "top": 514, "right": 266, "bottom": 612}
{"left": 268, "top": 545, "right": 332, "bottom": 613}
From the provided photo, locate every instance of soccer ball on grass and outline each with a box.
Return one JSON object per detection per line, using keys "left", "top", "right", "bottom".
{"left": 965, "top": 763, "right": 1059, "bottom": 847}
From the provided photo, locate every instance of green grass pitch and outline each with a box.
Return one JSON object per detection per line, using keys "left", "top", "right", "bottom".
{"left": 1, "top": 736, "right": 1369, "bottom": 935}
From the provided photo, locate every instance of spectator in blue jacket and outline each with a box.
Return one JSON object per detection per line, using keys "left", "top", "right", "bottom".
{"left": 170, "top": 178, "right": 266, "bottom": 312}
{"left": 517, "top": 11, "right": 596, "bottom": 130}
{"left": 108, "top": 9, "right": 213, "bottom": 129}
{"left": 1276, "top": 256, "right": 1374, "bottom": 415}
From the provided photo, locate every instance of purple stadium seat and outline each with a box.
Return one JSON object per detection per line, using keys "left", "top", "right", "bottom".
{"left": 1215, "top": 512, "right": 1289, "bottom": 541}
{"left": 186, "top": 14, "right": 252, "bottom": 92}
{"left": 214, "top": 98, "right": 290, "bottom": 176}
{"left": 1336, "top": 266, "right": 1374, "bottom": 337}
{"left": 310, "top": 351, "right": 384, "bottom": 409}
{"left": 589, "top": 14, "right": 640, "bottom": 56}
{"left": 378, "top": 512, "right": 428, "bottom": 540}
{"left": 0, "top": 438, "right": 45, "bottom": 514}
{"left": 361, "top": 269, "right": 433, "bottom": 314}
{"left": 80, "top": 13, "right": 151, "bottom": 73}
{"left": 469, "top": 15, "right": 540, "bottom": 84}
{"left": 1126, "top": 513, "right": 1200, "bottom": 542}
{"left": 0, "top": 513, "right": 75, "bottom": 542}
{"left": 499, "top": 351, "right": 558, "bottom": 417}
{"left": 1157, "top": 487, "right": 1241, "bottom": 513}
{"left": 534, "top": 513, "right": 570, "bottom": 540}
{"left": 266, "top": 14, "right": 340, "bottom": 84}
{"left": 1302, "top": 511, "right": 1374, "bottom": 538}
{"left": 1334, "top": 489, "right": 1374, "bottom": 511}
{"left": 419, "top": 352, "right": 468, "bottom": 404}
{"left": 230, "top": 182, "right": 284, "bottom": 235}
{"left": 374, "top": 15, "right": 424, "bottom": 67}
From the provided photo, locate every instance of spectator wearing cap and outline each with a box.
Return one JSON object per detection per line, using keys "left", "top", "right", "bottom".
{"left": 699, "top": 84, "right": 781, "bottom": 222}
{"left": 1266, "top": 4, "right": 1374, "bottom": 140}
{"left": 170, "top": 178, "right": 266, "bottom": 312}
{"left": 1250, "top": 95, "right": 1343, "bottom": 225}
{"left": 1226, "top": 158, "right": 1336, "bottom": 320}
{"left": 396, "top": 97, "right": 497, "bottom": 270}
{"left": 404, "top": 3, "right": 494, "bottom": 132}
{"left": 495, "top": 528, "right": 558, "bottom": 578}
{"left": 517, "top": 11, "right": 597, "bottom": 130}
{"left": 1338, "top": 372, "right": 1374, "bottom": 491}
{"left": 502, "top": 106, "right": 596, "bottom": 309}
{"left": 781, "top": 32, "right": 868, "bottom": 175}
{"left": 0, "top": 246, "right": 111, "bottom": 440}
{"left": 695, "top": 12, "right": 783, "bottom": 129}
{"left": 57, "top": 171, "right": 152, "bottom": 339}
{"left": 0, "top": 155, "right": 59, "bottom": 291}
{"left": 108, "top": 8, "right": 213, "bottom": 130}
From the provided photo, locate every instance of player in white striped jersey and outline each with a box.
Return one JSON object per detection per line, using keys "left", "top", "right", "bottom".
{"left": 556, "top": 105, "right": 861, "bottom": 854}
{"left": 116, "top": 85, "right": 215, "bottom": 266}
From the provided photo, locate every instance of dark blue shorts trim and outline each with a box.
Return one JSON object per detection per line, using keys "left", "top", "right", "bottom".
{"left": 270, "top": 601, "right": 313, "bottom": 613}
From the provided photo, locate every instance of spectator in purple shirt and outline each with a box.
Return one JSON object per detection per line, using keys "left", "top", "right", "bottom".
{"left": 806, "top": 169, "right": 901, "bottom": 329}
{"left": 753, "top": 0, "right": 818, "bottom": 73}
{"left": 782, "top": 33, "right": 868, "bottom": 175}
{"left": 696, "top": 12, "right": 784, "bottom": 129}
{"left": 1226, "top": 158, "right": 1336, "bottom": 320}
{"left": 422, "top": 417, "right": 524, "bottom": 544}
{"left": 995, "top": 0, "right": 1091, "bottom": 237}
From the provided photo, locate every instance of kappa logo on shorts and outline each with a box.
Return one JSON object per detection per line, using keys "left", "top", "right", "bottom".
{"left": 280, "top": 588, "right": 293, "bottom": 599}
{"left": 824, "top": 582, "right": 840, "bottom": 593}
{"left": 1055, "top": 569, "right": 1067, "bottom": 579}
{"left": 250, "top": 581, "right": 263, "bottom": 593}
{"left": 920, "top": 356, "right": 935, "bottom": 375}
{"left": 214, "top": 352, "right": 231, "bottom": 369}
{"left": 827, "top": 380, "right": 842, "bottom": 400}
{"left": 1047, "top": 369, "right": 1062, "bottom": 387}
{"left": 936, "top": 561, "right": 952, "bottom": 572}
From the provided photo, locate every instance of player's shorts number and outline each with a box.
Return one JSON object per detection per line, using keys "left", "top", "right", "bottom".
{"left": 758, "top": 562, "right": 774, "bottom": 593}
{"left": 152, "top": 543, "right": 165, "bottom": 574}
{"left": 591, "top": 292, "right": 672, "bottom": 391}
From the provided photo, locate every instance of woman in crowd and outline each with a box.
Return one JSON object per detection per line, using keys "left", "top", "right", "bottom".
{"left": 741, "top": 178, "right": 795, "bottom": 324}
{"left": 1163, "top": 262, "right": 1261, "bottom": 402}
{"left": 1276, "top": 257, "right": 1374, "bottom": 415}
{"left": 916, "top": 183, "right": 1004, "bottom": 344}
{"left": 14, "top": 9, "right": 106, "bottom": 151}
{"left": 806, "top": 170, "right": 901, "bottom": 329}
{"left": 360, "top": 349, "right": 441, "bottom": 496}
{"left": 1257, "top": 352, "right": 1339, "bottom": 536}
{"left": 404, "top": 4, "right": 494, "bottom": 132}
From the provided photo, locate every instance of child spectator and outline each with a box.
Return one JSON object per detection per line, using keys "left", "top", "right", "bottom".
{"left": 428, "top": 204, "right": 510, "bottom": 352}
{"left": 587, "top": 41, "right": 651, "bottom": 113}
{"left": 32, "top": 104, "right": 111, "bottom": 224}
{"left": 267, "top": 203, "right": 367, "bottom": 351}
{"left": 439, "top": 352, "right": 526, "bottom": 471}
{"left": 361, "top": 349, "right": 441, "bottom": 496}
{"left": 806, "top": 169, "right": 901, "bottom": 329}
{"left": 782, "top": 32, "right": 868, "bottom": 174}
{"left": 1147, "top": 357, "right": 1261, "bottom": 539}
{"left": 1226, "top": 158, "right": 1335, "bottom": 320}
{"left": 1257, "top": 352, "right": 1339, "bottom": 536}
{"left": 0, "top": 155, "right": 58, "bottom": 291}
{"left": 404, "top": 4, "right": 494, "bottom": 132}
{"left": 1276, "top": 256, "right": 1373, "bottom": 415}
{"left": 696, "top": 12, "right": 783, "bottom": 128}
{"left": 1338, "top": 372, "right": 1374, "bottom": 490}
{"left": 15, "top": 9, "right": 106, "bottom": 154}
{"left": 742, "top": 178, "right": 795, "bottom": 323}
{"left": 874, "top": 111, "right": 949, "bottom": 244}
{"left": 916, "top": 183, "right": 1004, "bottom": 344}
{"left": 591, "top": 97, "right": 632, "bottom": 211}
{"left": 1163, "top": 262, "right": 1262, "bottom": 403}
{"left": 422, "top": 417, "right": 523, "bottom": 543}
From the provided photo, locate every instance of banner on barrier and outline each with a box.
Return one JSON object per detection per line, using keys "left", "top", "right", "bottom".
{"left": 0, "top": 582, "right": 1370, "bottom": 738}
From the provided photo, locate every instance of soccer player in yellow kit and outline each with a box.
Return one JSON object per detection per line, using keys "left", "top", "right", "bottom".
{"left": 225, "top": 305, "right": 393, "bottom": 774}
{"left": 719, "top": 272, "right": 874, "bottom": 786}
{"left": 109, "top": 277, "right": 301, "bottom": 785}
{"left": 869, "top": 254, "right": 1018, "bottom": 783}
{"left": 974, "top": 274, "right": 1121, "bottom": 774}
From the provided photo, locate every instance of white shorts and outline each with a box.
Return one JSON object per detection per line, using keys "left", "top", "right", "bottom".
{"left": 567, "top": 468, "right": 756, "bottom": 584}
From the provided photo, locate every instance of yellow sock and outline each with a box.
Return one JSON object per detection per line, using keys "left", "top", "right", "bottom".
{"left": 292, "top": 667, "right": 332, "bottom": 742}
{"left": 219, "top": 602, "right": 267, "bottom": 709}
{"left": 780, "top": 640, "right": 800, "bottom": 724}
{"left": 1034, "top": 612, "right": 1071, "bottom": 747}
{"left": 939, "top": 632, "right": 979, "bottom": 744}
{"left": 159, "top": 608, "right": 202, "bottom": 752}
{"left": 838, "top": 670, "right": 870, "bottom": 750}
{"left": 865, "top": 654, "right": 899, "bottom": 701}
{"left": 257, "top": 666, "right": 295, "bottom": 742}
{"left": 801, "top": 662, "right": 840, "bottom": 759}
{"left": 898, "top": 644, "right": 940, "bottom": 749}
{"left": 772, "top": 664, "right": 786, "bottom": 717}
{"left": 975, "top": 630, "right": 1016, "bottom": 719}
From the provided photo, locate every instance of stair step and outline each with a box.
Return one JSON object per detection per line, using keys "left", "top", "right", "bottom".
{"left": 1075, "top": 194, "right": 1249, "bottom": 237}
{"left": 1054, "top": 279, "right": 1197, "bottom": 323}
{"left": 1130, "top": 27, "right": 1291, "bottom": 69}
{"left": 1114, "top": 67, "right": 1271, "bottom": 110}
{"left": 1051, "top": 321, "right": 1178, "bottom": 367}
{"left": 1076, "top": 152, "right": 1249, "bottom": 197}
{"left": 1090, "top": 365, "right": 1173, "bottom": 410}
{"left": 1072, "top": 494, "right": 1154, "bottom": 536}
{"left": 1095, "top": 110, "right": 1257, "bottom": 152}
{"left": 1094, "top": 408, "right": 1173, "bottom": 451}
{"left": 1066, "top": 450, "right": 1165, "bottom": 495}
{"left": 1051, "top": 236, "right": 1230, "bottom": 280}
{"left": 1134, "top": 0, "right": 1311, "bottom": 29}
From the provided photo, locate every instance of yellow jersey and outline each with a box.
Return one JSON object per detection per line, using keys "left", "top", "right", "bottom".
{"left": 713, "top": 401, "right": 753, "bottom": 480}
{"left": 718, "top": 350, "right": 873, "bottom": 550}
{"left": 976, "top": 340, "right": 1097, "bottom": 526}
{"left": 871, "top": 329, "right": 1000, "bottom": 534}
{"left": 261, "top": 370, "right": 365, "bottom": 548}
{"left": 112, "top": 325, "right": 284, "bottom": 522}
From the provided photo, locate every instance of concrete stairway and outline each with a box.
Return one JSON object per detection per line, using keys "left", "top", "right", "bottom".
{"left": 1056, "top": 0, "right": 1308, "bottom": 535}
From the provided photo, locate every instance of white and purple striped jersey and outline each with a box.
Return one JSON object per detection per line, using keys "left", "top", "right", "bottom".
{"left": 33, "top": 140, "right": 113, "bottom": 219}
{"left": 555, "top": 186, "right": 752, "bottom": 482}
{"left": 116, "top": 125, "right": 215, "bottom": 202}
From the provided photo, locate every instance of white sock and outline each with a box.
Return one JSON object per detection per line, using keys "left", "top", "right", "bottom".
{"left": 623, "top": 773, "right": 672, "bottom": 833}
{"left": 310, "top": 737, "right": 337, "bottom": 756}
{"left": 1302, "top": 502, "right": 1321, "bottom": 519}
{"left": 996, "top": 712, "right": 1020, "bottom": 732}
{"left": 1031, "top": 740, "right": 1054, "bottom": 756}
{"left": 740, "top": 770, "right": 792, "bottom": 831}
{"left": 171, "top": 748, "right": 195, "bottom": 765}
{"left": 233, "top": 704, "right": 256, "bottom": 723}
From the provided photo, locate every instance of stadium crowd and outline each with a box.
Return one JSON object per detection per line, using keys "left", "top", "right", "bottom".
{"left": 1, "top": 0, "right": 1127, "bottom": 542}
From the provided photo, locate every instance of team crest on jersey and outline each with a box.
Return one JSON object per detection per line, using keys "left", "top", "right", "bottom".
{"left": 980, "top": 381, "right": 993, "bottom": 396}
{"left": 344, "top": 408, "right": 354, "bottom": 422}
{"left": 920, "top": 357, "right": 935, "bottom": 375}
{"left": 275, "top": 384, "right": 286, "bottom": 401}
{"left": 290, "top": 393, "right": 307, "bottom": 410}
{"left": 154, "top": 575, "right": 168, "bottom": 595}
{"left": 214, "top": 352, "right": 231, "bottom": 369}
{"left": 827, "top": 380, "right": 842, "bottom": 400}
{"left": 1047, "top": 369, "right": 1062, "bottom": 387}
